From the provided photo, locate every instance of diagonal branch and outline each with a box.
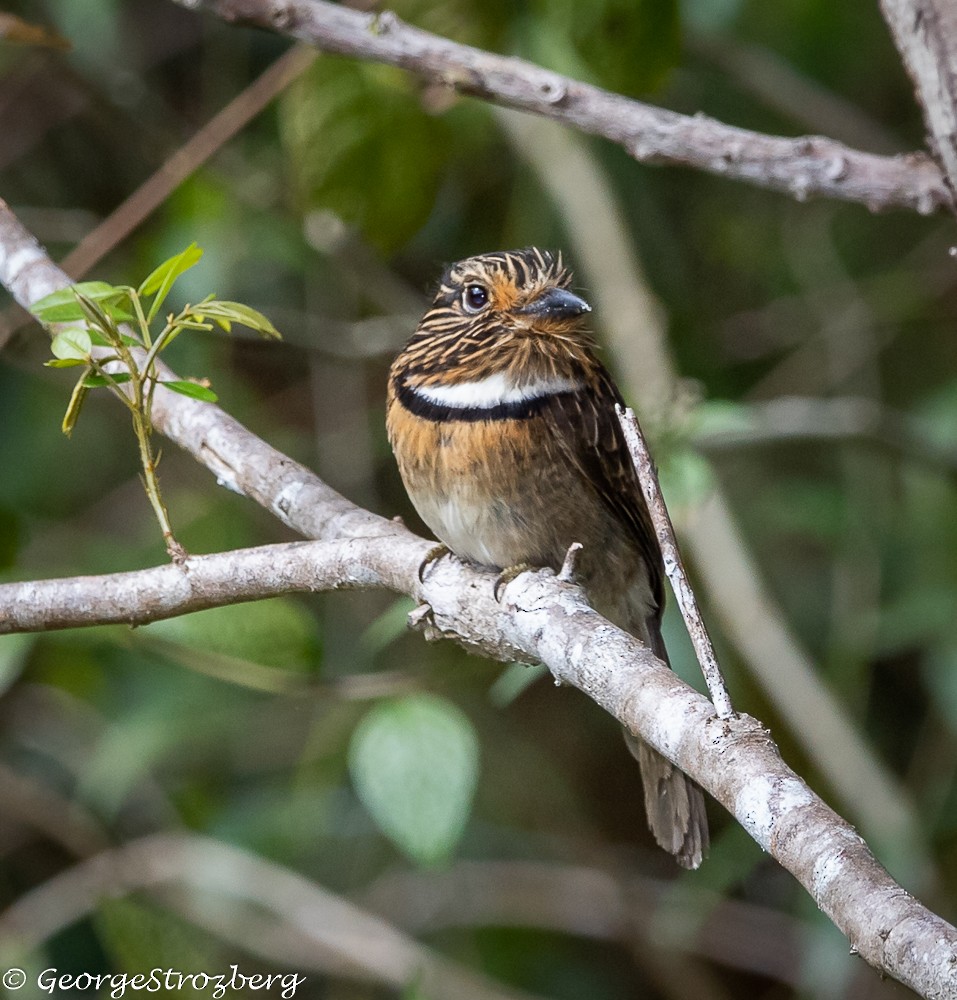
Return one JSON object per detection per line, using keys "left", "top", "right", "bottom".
{"left": 617, "top": 406, "right": 733, "bottom": 719}
{"left": 171, "top": 0, "right": 952, "bottom": 214}
{"left": 0, "top": 45, "right": 316, "bottom": 351}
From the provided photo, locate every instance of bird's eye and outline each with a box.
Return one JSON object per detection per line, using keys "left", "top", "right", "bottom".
{"left": 462, "top": 284, "right": 489, "bottom": 313}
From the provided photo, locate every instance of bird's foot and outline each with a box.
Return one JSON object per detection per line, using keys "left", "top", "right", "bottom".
{"left": 494, "top": 562, "right": 536, "bottom": 602}
{"left": 418, "top": 543, "right": 451, "bottom": 582}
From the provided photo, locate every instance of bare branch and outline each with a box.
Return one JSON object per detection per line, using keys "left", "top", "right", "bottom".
{"left": 61, "top": 45, "right": 317, "bottom": 283}
{"left": 880, "top": 0, "right": 957, "bottom": 197}
{"left": 616, "top": 406, "right": 734, "bottom": 719}
{"left": 0, "top": 538, "right": 408, "bottom": 633}
{"left": 171, "top": 0, "right": 951, "bottom": 214}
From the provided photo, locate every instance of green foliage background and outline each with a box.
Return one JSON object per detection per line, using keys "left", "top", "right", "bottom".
{"left": 1, "top": 0, "right": 956, "bottom": 998}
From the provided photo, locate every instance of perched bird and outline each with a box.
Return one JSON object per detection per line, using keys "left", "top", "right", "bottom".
{"left": 387, "top": 248, "right": 708, "bottom": 868}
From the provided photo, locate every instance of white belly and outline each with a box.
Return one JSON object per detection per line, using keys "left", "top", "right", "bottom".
{"left": 411, "top": 485, "right": 516, "bottom": 568}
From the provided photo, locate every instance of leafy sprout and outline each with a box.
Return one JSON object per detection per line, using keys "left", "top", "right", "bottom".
{"left": 30, "top": 244, "right": 281, "bottom": 562}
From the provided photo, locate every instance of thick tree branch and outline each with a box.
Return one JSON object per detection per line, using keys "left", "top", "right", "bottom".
{"left": 171, "top": 0, "right": 952, "bottom": 214}
{"left": 2, "top": 206, "right": 956, "bottom": 994}
{"left": 880, "top": 0, "right": 957, "bottom": 197}
{"left": 0, "top": 538, "right": 410, "bottom": 634}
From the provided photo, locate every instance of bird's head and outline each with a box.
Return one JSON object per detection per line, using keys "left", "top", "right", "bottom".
{"left": 431, "top": 247, "right": 591, "bottom": 334}
{"left": 398, "top": 249, "right": 595, "bottom": 385}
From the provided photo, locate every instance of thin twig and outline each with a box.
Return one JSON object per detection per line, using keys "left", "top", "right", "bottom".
{"left": 62, "top": 44, "right": 317, "bottom": 279}
{"left": 616, "top": 406, "right": 734, "bottom": 719}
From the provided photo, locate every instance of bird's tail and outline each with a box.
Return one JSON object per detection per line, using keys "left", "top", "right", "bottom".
{"left": 624, "top": 617, "right": 709, "bottom": 869}
{"left": 624, "top": 731, "right": 709, "bottom": 869}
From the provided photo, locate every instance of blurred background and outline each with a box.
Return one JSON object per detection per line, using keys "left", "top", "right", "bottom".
{"left": 1, "top": 0, "right": 956, "bottom": 997}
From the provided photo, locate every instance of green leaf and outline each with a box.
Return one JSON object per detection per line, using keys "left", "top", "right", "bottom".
{"left": 51, "top": 328, "right": 92, "bottom": 360}
{"left": 30, "top": 281, "right": 130, "bottom": 323}
{"left": 44, "top": 357, "right": 86, "bottom": 368}
{"left": 192, "top": 300, "right": 282, "bottom": 339}
{"left": 160, "top": 380, "right": 218, "bottom": 402}
{"left": 61, "top": 372, "right": 91, "bottom": 436}
{"left": 87, "top": 323, "right": 137, "bottom": 346}
{"left": 82, "top": 372, "right": 133, "bottom": 388}
{"left": 349, "top": 694, "right": 480, "bottom": 866}
{"left": 281, "top": 60, "right": 471, "bottom": 252}
{"left": 139, "top": 243, "right": 203, "bottom": 322}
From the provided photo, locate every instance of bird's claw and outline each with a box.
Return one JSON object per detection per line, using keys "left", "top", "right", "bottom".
{"left": 494, "top": 562, "right": 535, "bottom": 602}
{"left": 418, "top": 543, "right": 450, "bottom": 582}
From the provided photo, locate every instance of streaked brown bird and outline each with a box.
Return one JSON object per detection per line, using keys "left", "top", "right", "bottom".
{"left": 387, "top": 248, "right": 708, "bottom": 868}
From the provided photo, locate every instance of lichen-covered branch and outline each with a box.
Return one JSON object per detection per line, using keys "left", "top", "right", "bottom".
{"left": 170, "top": 0, "right": 952, "bottom": 214}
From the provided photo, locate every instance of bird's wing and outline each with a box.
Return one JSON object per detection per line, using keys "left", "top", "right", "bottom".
{"left": 544, "top": 370, "right": 666, "bottom": 615}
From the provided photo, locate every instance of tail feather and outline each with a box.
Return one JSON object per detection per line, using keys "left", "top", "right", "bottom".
{"left": 625, "top": 731, "right": 709, "bottom": 869}
{"left": 625, "top": 613, "right": 709, "bottom": 869}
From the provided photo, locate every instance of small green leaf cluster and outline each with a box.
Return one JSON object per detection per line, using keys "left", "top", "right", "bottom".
{"left": 30, "top": 244, "right": 281, "bottom": 560}
{"left": 33, "top": 244, "right": 280, "bottom": 434}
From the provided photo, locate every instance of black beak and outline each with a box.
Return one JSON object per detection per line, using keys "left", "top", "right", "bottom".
{"left": 518, "top": 287, "right": 592, "bottom": 320}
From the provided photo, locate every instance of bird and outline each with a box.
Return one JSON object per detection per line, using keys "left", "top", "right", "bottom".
{"left": 386, "top": 247, "right": 708, "bottom": 868}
